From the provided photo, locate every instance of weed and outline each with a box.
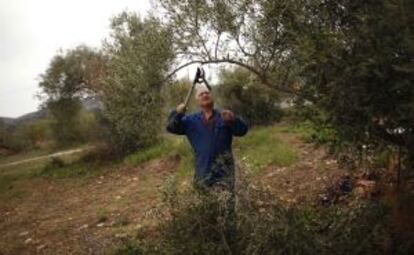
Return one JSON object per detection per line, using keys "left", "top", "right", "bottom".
{"left": 96, "top": 208, "right": 109, "bottom": 224}
{"left": 236, "top": 126, "right": 298, "bottom": 175}
{"left": 123, "top": 136, "right": 192, "bottom": 166}
{"left": 111, "top": 241, "right": 146, "bottom": 255}
{"left": 114, "top": 216, "right": 130, "bottom": 227}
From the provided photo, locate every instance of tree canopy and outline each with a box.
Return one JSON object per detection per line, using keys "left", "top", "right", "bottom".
{"left": 100, "top": 12, "right": 175, "bottom": 154}
{"left": 157, "top": 0, "right": 414, "bottom": 165}
{"left": 38, "top": 45, "right": 106, "bottom": 145}
{"left": 37, "top": 0, "right": 413, "bottom": 163}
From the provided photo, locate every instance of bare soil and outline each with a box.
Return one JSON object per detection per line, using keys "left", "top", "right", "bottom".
{"left": 0, "top": 156, "right": 179, "bottom": 255}
{"left": 0, "top": 130, "right": 347, "bottom": 255}
{"left": 253, "top": 131, "right": 347, "bottom": 204}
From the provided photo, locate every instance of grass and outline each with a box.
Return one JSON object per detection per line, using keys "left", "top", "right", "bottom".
{"left": 173, "top": 139, "right": 194, "bottom": 179}
{"left": 273, "top": 121, "right": 314, "bottom": 136}
{"left": 126, "top": 124, "right": 303, "bottom": 178}
{"left": 235, "top": 125, "right": 299, "bottom": 175}
{"left": 38, "top": 147, "right": 118, "bottom": 179}
{"left": 0, "top": 144, "right": 87, "bottom": 165}
{"left": 124, "top": 139, "right": 176, "bottom": 166}
{"left": 1, "top": 137, "right": 183, "bottom": 191}
{"left": 0, "top": 123, "right": 302, "bottom": 201}
{"left": 39, "top": 159, "right": 102, "bottom": 178}
{"left": 124, "top": 135, "right": 195, "bottom": 179}
{"left": 0, "top": 147, "right": 54, "bottom": 165}
{"left": 0, "top": 174, "right": 27, "bottom": 198}
{"left": 0, "top": 150, "right": 88, "bottom": 199}
{"left": 0, "top": 147, "right": 103, "bottom": 202}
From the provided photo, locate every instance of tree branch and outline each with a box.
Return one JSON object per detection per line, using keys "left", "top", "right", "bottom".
{"left": 214, "top": 31, "right": 222, "bottom": 59}
{"left": 192, "top": 3, "right": 212, "bottom": 61}
{"left": 163, "top": 58, "right": 306, "bottom": 99}
{"left": 235, "top": 33, "right": 254, "bottom": 57}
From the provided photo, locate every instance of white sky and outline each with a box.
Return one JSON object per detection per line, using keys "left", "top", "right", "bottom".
{"left": 0, "top": 0, "right": 151, "bottom": 118}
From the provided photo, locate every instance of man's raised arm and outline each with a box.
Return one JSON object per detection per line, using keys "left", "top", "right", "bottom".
{"left": 221, "top": 109, "right": 248, "bottom": 137}
{"left": 231, "top": 116, "right": 248, "bottom": 137}
{"left": 166, "top": 103, "right": 187, "bottom": 135}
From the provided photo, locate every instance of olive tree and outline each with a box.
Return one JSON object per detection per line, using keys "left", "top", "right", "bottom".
{"left": 297, "top": 0, "right": 414, "bottom": 169}
{"left": 157, "top": 0, "right": 414, "bottom": 170}
{"left": 38, "top": 45, "right": 107, "bottom": 145}
{"left": 101, "top": 12, "right": 174, "bottom": 154}
{"left": 156, "top": 0, "right": 308, "bottom": 97}
{"left": 216, "top": 67, "right": 283, "bottom": 125}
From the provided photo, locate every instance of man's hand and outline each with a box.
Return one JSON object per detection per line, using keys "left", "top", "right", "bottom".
{"left": 221, "top": 110, "right": 235, "bottom": 124}
{"left": 176, "top": 103, "right": 186, "bottom": 114}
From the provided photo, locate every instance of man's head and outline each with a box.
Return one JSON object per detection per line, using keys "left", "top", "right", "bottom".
{"left": 195, "top": 86, "right": 214, "bottom": 109}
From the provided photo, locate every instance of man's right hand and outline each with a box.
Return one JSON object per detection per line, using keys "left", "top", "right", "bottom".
{"left": 176, "top": 103, "right": 186, "bottom": 114}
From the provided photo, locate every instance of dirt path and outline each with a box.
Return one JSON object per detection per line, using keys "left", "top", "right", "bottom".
{"left": 0, "top": 147, "right": 90, "bottom": 169}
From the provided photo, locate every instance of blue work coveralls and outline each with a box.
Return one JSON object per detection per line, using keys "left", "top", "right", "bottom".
{"left": 166, "top": 109, "right": 248, "bottom": 188}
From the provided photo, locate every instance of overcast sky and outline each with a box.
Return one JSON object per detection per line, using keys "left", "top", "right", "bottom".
{"left": 0, "top": 0, "right": 151, "bottom": 118}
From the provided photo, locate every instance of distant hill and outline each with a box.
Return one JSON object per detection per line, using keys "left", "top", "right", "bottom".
{"left": 15, "top": 109, "right": 49, "bottom": 123}
{"left": 0, "top": 109, "right": 49, "bottom": 127}
{"left": 0, "top": 98, "right": 102, "bottom": 126}
{"left": 0, "top": 117, "right": 16, "bottom": 125}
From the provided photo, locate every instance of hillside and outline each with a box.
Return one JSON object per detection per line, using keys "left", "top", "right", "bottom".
{"left": 0, "top": 97, "right": 101, "bottom": 126}
{"left": 2, "top": 124, "right": 408, "bottom": 254}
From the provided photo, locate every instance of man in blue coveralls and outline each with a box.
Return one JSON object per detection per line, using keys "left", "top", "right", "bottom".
{"left": 166, "top": 86, "right": 248, "bottom": 190}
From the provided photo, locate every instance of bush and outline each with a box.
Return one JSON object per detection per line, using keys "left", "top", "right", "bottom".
{"left": 48, "top": 98, "right": 85, "bottom": 146}
{"left": 0, "top": 118, "right": 57, "bottom": 153}
{"left": 112, "top": 176, "right": 400, "bottom": 255}
{"left": 286, "top": 104, "right": 341, "bottom": 146}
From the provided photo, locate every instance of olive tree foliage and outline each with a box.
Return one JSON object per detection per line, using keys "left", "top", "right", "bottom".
{"left": 157, "top": 0, "right": 414, "bottom": 168}
{"left": 101, "top": 12, "right": 174, "bottom": 155}
{"left": 38, "top": 45, "right": 107, "bottom": 145}
{"left": 162, "top": 78, "right": 195, "bottom": 112}
{"left": 216, "top": 67, "right": 283, "bottom": 125}
{"left": 295, "top": 1, "right": 414, "bottom": 167}
{"left": 157, "top": 0, "right": 308, "bottom": 97}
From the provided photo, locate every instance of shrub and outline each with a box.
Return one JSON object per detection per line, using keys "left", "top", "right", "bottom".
{"left": 112, "top": 176, "right": 399, "bottom": 255}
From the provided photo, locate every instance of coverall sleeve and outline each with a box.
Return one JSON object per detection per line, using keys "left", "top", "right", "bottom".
{"left": 231, "top": 116, "right": 248, "bottom": 137}
{"left": 166, "top": 110, "right": 187, "bottom": 135}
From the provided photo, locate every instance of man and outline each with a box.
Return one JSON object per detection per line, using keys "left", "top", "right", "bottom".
{"left": 166, "top": 86, "right": 248, "bottom": 190}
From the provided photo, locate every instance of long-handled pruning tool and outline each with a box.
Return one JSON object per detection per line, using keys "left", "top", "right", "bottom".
{"left": 183, "top": 66, "right": 211, "bottom": 110}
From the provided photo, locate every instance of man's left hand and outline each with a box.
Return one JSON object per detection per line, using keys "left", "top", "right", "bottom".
{"left": 221, "top": 110, "right": 235, "bottom": 124}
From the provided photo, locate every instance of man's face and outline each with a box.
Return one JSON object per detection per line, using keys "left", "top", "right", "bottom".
{"left": 197, "top": 90, "right": 214, "bottom": 108}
